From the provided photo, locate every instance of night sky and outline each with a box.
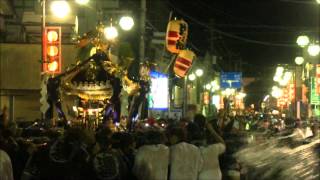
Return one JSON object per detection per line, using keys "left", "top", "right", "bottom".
{"left": 168, "top": 0, "right": 320, "bottom": 75}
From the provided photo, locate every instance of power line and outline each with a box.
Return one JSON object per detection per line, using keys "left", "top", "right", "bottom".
{"left": 279, "top": 0, "right": 317, "bottom": 5}
{"left": 166, "top": 1, "right": 297, "bottom": 47}
{"left": 196, "top": 0, "right": 265, "bottom": 26}
{"left": 215, "top": 24, "right": 318, "bottom": 31}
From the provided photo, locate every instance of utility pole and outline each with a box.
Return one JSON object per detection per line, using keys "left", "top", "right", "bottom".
{"left": 40, "top": 0, "right": 47, "bottom": 121}
{"left": 41, "top": 0, "right": 46, "bottom": 66}
{"left": 140, "top": 0, "right": 146, "bottom": 61}
{"left": 183, "top": 77, "right": 188, "bottom": 117}
{"left": 295, "top": 65, "right": 302, "bottom": 119}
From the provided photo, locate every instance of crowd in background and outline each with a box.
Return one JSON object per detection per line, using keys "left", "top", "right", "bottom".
{"left": 0, "top": 105, "right": 319, "bottom": 180}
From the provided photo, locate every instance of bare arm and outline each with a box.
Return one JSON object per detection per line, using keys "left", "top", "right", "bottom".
{"left": 206, "top": 122, "right": 225, "bottom": 145}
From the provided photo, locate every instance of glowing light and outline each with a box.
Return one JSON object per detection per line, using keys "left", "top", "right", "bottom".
{"left": 50, "top": 0, "right": 70, "bottom": 18}
{"left": 188, "top": 73, "right": 196, "bottom": 81}
{"left": 47, "top": 31, "right": 58, "bottom": 42}
{"left": 212, "top": 95, "right": 220, "bottom": 109}
{"left": 317, "top": 0, "right": 320, "bottom": 4}
{"left": 307, "top": 44, "right": 320, "bottom": 56}
{"left": 195, "top": 69, "right": 203, "bottom": 77}
{"left": 119, "top": 16, "right": 134, "bottom": 31}
{"left": 295, "top": 56, "right": 304, "bottom": 65}
{"left": 273, "top": 76, "right": 280, "bottom": 82}
{"left": 205, "top": 84, "right": 212, "bottom": 90}
{"left": 274, "top": 66, "right": 285, "bottom": 82}
{"left": 236, "top": 92, "right": 246, "bottom": 99}
{"left": 283, "top": 71, "right": 292, "bottom": 81}
{"left": 223, "top": 88, "right": 236, "bottom": 96}
{"left": 149, "top": 72, "right": 169, "bottom": 109}
{"left": 210, "top": 80, "right": 218, "bottom": 87}
{"left": 104, "top": 26, "right": 118, "bottom": 40}
{"left": 271, "top": 86, "right": 283, "bottom": 98}
{"left": 279, "top": 71, "right": 293, "bottom": 86}
{"left": 47, "top": 46, "right": 59, "bottom": 56}
{"left": 279, "top": 79, "right": 288, "bottom": 86}
{"left": 296, "top": 35, "right": 310, "bottom": 47}
{"left": 48, "top": 61, "right": 58, "bottom": 72}
{"left": 75, "top": 0, "right": 89, "bottom": 5}
{"left": 276, "top": 66, "right": 284, "bottom": 75}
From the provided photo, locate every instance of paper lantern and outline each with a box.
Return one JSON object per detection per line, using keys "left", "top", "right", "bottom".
{"left": 174, "top": 50, "right": 195, "bottom": 78}
{"left": 166, "top": 20, "right": 188, "bottom": 54}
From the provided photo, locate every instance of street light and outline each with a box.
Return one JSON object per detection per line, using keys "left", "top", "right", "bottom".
{"left": 295, "top": 56, "right": 304, "bottom": 65}
{"left": 50, "top": 0, "right": 71, "bottom": 18}
{"left": 296, "top": 35, "right": 310, "bottom": 47}
{"left": 188, "top": 73, "right": 196, "bottom": 81}
{"left": 104, "top": 26, "right": 118, "bottom": 40}
{"left": 75, "top": 0, "right": 90, "bottom": 5}
{"left": 210, "top": 80, "right": 220, "bottom": 91}
{"left": 316, "top": 0, "right": 320, "bottom": 4}
{"left": 210, "top": 80, "right": 217, "bottom": 87}
{"left": 205, "top": 84, "right": 211, "bottom": 90}
{"left": 276, "top": 66, "right": 284, "bottom": 74}
{"left": 195, "top": 69, "right": 203, "bottom": 77}
{"left": 211, "top": 85, "right": 220, "bottom": 92}
{"left": 307, "top": 44, "right": 320, "bottom": 56}
{"left": 119, "top": 16, "right": 134, "bottom": 31}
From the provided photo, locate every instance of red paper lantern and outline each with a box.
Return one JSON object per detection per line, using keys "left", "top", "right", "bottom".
{"left": 174, "top": 50, "right": 195, "bottom": 78}
{"left": 43, "top": 26, "right": 62, "bottom": 74}
{"left": 166, "top": 20, "right": 188, "bottom": 54}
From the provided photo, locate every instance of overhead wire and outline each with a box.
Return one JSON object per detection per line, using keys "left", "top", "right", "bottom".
{"left": 197, "top": 0, "right": 317, "bottom": 31}
{"left": 196, "top": 0, "right": 263, "bottom": 26}
{"left": 279, "top": 0, "right": 316, "bottom": 4}
{"left": 166, "top": 1, "right": 297, "bottom": 47}
{"left": 194, "top": 1, "right": 247, "bottom": 61}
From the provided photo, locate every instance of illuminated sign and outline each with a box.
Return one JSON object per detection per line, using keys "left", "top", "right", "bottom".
{"left": 148, "top": 71, "right": 168, "bottom": 110}
{"left": 316, "top": 65, "right": 320, "bottom": 94}
{"left": 211, "top": 95, "right": 221, "bottom": 109}
{"left": 220, "top": 72, "right": 242, "bottom": 89}
{"left": 310, "top": 78, "right": 320, "bottom": 105}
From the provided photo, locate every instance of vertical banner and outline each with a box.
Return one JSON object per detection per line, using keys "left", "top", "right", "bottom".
{"left": 316, "top": 64, "right": 320, "bottom": 94}
{"left": 43, "top": 26, "right": 62, "bottom": 74}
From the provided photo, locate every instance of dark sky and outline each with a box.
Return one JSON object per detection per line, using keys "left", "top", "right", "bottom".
{"left": 167, "top": 0, "right": 320, "bottom": 73}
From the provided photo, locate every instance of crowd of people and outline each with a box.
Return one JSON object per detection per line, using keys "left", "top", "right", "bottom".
{"left": 0, "top": 106, "right": 240, "bottom": 180}
{"left": 1, "top": 105, "right": 319, "bottom": 180}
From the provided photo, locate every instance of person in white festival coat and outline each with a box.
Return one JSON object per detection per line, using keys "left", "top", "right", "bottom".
{"left": 0, "top": 149, "right": 14, "bottom": 180}
{"left": 199, "top": 122, "right": 226, "bottom": 180}
{"left": 133, "top": 130, "right": 169, "bottom": 180}
{"left": 168, "top": 127, "right": 203, "bottom": 180}
{"left": 190, "top": 114, "right": 226, "bottom": 180}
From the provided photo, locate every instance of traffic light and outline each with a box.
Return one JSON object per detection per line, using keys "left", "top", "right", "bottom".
{"left": 43, "top": 26, "right": 61, "bottom": 74}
